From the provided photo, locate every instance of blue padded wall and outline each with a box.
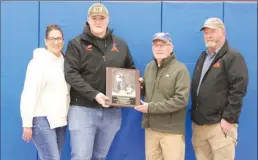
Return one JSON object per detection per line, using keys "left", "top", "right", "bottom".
{"left": 1, "top": 2, "right": 39, "bottom": 160}
{"left": 0, "top": 1, "right": 257, "bottom": 160}
{"left": 39, "top": 1, "right": 100, "bottom": 50}
{"left": 224, "top": 2, "right": 257, "bottom": 160}
{"left": 162, "top": 2, "right": 223, "bottom": 160}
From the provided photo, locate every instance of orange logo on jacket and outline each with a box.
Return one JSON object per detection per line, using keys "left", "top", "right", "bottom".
{"left": 213, "top": 61, "right": 220, "bottom": 68}
{"left": 85, "top": 44, "right": 92, "bottom": 51}
{"left": 111, "top": 43, "right": 119, "bottom": 52}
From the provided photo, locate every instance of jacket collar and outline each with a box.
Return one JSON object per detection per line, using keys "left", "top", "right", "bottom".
{"left": 203, "top": 40, "right": 229, "bottom": 60}
{"left": 196, "top": 40, "right": 229, "bottom": 85}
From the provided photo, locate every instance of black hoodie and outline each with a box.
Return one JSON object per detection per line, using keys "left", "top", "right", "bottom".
{"left": 64, "top": 23, "right": 135, "bottom": 108}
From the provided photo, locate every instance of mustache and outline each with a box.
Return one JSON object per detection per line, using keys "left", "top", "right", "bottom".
{"left": 205, "top": 41, "right": 217, "bottom": 47}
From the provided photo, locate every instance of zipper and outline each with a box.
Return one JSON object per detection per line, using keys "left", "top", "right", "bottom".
{"left": 168, "top": 113, "right": 172, "bottom": 123}
{"left": 150, "top": 66, "right": 160, "bottom": 100}
{"left": 103, "top": 56, "right": 106, "bottom": 66}
{"left": 148, "top": 66, "right": 161, "bottom": 126}
{"left": 83, "top": 38, "right": 109, "bottom": 67}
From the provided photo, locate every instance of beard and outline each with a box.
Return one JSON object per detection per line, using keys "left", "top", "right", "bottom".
{"left": 205, "top": 41, "right": 217, "bottom": 48}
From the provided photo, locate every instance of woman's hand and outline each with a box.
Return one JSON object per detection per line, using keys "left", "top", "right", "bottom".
{"left": 22, "top": 127, "right": 32, "bottom": 142}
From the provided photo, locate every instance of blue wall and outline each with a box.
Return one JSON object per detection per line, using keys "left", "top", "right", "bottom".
{"left": 1, "top": 1, "right": 257, "bottom": 160}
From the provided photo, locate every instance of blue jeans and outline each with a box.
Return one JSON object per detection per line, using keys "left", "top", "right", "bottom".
{"left": 32, "top": 117, "right": 66, "bottom": 160}
{"left": 68, "top": 106, "right": 121, "bottom": 160}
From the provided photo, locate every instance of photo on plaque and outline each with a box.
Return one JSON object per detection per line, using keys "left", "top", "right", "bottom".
{"left": 106, "top": 67, "right": 140, "bottom": 107}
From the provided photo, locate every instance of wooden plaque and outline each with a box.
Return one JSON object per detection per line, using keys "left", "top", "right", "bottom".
{"left": 106, "top": 67, "right": 141, "bottom": 107}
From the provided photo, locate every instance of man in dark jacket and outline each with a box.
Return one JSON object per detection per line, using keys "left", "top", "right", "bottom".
{"left": 64, "top": 3, "right": 135, "bottom": 160}
{"left": 190, "top": 17, "right": 249, "bottom": 160}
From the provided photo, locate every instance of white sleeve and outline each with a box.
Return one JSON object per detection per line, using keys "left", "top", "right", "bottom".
{"left": 20, "top": 60, "right": 45, "bottom": 128}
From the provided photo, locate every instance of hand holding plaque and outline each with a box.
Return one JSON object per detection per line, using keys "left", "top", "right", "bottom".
{"left": 95, "top": 92, "right": 110, "bottom": 108}
{"left": 106, "top": 67, "right": 141, "bottom": 107}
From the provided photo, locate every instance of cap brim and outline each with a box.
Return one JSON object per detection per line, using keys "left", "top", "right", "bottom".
{"left": 89, "top": 13, "right": 108, "bottom": 17}
{"left": 152, "top": 37, "right": 169, "bottom": 43}
{"left": 200, "top": 24, "right": 219, "bottom": 31}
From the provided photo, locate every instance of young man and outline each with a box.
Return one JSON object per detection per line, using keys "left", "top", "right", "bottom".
{"left": 135, "top": 32, "right": 191, "bottom": 160}
{"left": 190, "top": 17, "right": 249, "bottom": 160}
{"left": 64, "top": 3, "right": 135, "bottom": 160}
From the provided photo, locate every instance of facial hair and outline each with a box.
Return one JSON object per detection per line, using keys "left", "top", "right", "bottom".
{"left": 205, "top": 41, "right": 217, "bottom": 48}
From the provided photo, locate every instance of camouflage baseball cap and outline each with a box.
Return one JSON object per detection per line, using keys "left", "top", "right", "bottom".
{"left": 152, "top": 32, "right": 172, "bottom": 43}
{"left": 88, "top": 3, "right": 109, "bottom": 17}
{"left": 200, "top": 17, "right": 225, "bottom": 31}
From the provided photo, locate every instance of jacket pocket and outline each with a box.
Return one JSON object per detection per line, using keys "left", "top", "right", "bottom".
{"left": 168, "top": 113, "right": 172, "bottom": 123}
{"left": 150, "top": 114, "right": 171, "bottom": 125}
{"left": 218, "top": 96, "right": 224, "bottom": 115}
{"left": 200, "top": 94, "right": 223, "bottom": 116}
{"left": 142, "top": 113, "right": 149, "bottom": 127}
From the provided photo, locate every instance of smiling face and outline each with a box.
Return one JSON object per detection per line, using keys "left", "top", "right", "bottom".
{"left": 152, "top": 39, "right": 173, "bottom": 63}
{"left": 88, "top": 15, "right": 109, "bottom": 38}
{"left": 44, "top": 25, "right": 64, "bottom": 56}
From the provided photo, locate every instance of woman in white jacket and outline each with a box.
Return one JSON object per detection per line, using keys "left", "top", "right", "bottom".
{"left": 20, "top": 24, "right": 70, "bottom": 160}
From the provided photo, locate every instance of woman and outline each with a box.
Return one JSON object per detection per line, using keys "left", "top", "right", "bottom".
{"left": 20, "top": 24, "right": 70, "bottom": 160}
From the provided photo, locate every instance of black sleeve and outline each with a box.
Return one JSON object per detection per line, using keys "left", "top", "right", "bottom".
{"left": 222, "top": 52, "right": 249, "bottom": 123}
{"left": 64, "top": 41, "right": 99, "bottom": 101}
{"left": 125, "top": 45, "right": 135, "bottom": 69}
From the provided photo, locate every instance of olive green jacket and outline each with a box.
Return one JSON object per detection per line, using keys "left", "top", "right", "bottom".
{"left": 142, "top": 53, "right": 191, "bottom": 134}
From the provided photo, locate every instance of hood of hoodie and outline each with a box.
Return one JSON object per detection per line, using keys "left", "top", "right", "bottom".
{"left": 33, "top": 48, "right": 63, "bottom": 62}
{"left": 32, "top": 48, "right": 69, "bottom": 91}
{"left": 81, "top": 22, "right": 113, "bottom": 44}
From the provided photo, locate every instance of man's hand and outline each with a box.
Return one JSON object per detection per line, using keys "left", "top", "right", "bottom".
{"left": 22, "top": 127, "right": 32, "bottom": 142}
{"left": 134, "top": 100, "right": 148, "bottom": 113}
{"left": 95, "top": 93, "right": 110, "bottom": 108}
{"left": 220, "top": 118, "right": 233, "bottom": 135}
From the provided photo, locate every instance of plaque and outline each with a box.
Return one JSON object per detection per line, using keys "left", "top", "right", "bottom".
{"left": 106, "top": 67, "right": 141, "bottom": 107}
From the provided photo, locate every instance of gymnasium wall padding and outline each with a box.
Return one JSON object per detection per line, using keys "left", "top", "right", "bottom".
{"left": 224, "top": 2, "right": 257, "bottom": 160}
{"left": 1, "top": 2, "right": 39, "bottom": 160}
{"left": 1, "top": 1, "right": 257, "bottom": 160}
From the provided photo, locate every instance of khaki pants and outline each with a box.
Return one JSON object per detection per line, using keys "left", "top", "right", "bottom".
{"left": 145, "top": 128, "right": 185, "bottom": 160}
{"left": 192, "top": 122, "right": 238, "bottom": 160}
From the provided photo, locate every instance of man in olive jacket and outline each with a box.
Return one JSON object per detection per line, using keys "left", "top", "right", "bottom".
{"left": 135, "top": 32, "right": 191, "bottom": 160}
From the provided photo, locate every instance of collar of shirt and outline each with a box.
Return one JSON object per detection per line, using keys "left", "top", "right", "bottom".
{"left": 206, "top": 44, "right": 223, "bottom": 59}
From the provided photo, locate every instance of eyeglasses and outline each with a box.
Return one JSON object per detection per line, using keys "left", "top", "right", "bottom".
{"left": 46, "top": 37, "right": 63, "bottom": 43}
{"left": 152, "top": 43, "right": 171, "bottom": 49}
